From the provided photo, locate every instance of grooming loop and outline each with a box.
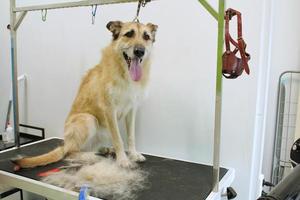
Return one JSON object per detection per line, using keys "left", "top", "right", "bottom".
{"left": 91, "top": 5, "right": 98, "bottom": 25}
{"left": 133, "top": 0, "right": 149, "bottom": 22}
{"left": 41, "top": 9, "right": 47, "bottom": 22}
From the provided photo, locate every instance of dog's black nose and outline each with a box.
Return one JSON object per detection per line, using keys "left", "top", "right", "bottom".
{"left": 134, "top": 46, "right": 145, "bottom": 58}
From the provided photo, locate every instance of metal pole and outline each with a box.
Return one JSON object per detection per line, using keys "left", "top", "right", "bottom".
{"left": 14, "top": 11, "right": 27, "bottom": 31}
{"left": 212, "top": 0, "right": 225, "bottom": 192}
{"left": 13, "top": 0, "right": 149, "bottom": 12}
{"left": 10, "top": 0, "right": 21, "bottom": 147}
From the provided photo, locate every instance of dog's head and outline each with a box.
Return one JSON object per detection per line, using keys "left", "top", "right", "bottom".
{"left": 107, "top": 21, "right": 158, "bottom": 81}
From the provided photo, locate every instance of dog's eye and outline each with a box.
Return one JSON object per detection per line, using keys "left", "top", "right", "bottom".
{"left": 143, "top": 32, "right": 150, "bottom": 41}
{"left": 124, "top": 30, "right": 135, "bottom": 38}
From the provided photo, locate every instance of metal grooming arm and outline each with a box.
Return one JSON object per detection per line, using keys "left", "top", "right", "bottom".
{"left": 9, "top": 0, "right": 226, "bottom": 194}
{"left": 14, "top": 0, "right": 149, "bottom": 12}
{"left": 198, "top": 0, "right": 225, "bottom": 192}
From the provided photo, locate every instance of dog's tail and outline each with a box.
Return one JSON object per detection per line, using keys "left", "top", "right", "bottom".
{"left": 13, "top": 146, "right": 65, "bottom": 169}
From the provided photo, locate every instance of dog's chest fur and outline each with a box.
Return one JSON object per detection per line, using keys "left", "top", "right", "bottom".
{"left": 109, "top": 79, "right": 146, "bottom": 118}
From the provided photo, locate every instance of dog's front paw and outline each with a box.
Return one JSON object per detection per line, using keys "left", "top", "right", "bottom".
{"left": 129, "top": 152, "right": 146, "bottom": 163}
{"left": 117, "top": 156, "right": 133, "bottom": 168}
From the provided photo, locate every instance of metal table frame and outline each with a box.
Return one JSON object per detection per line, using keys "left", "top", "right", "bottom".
{"left": 8, "top": 0, "right": 226, "bottom": 194}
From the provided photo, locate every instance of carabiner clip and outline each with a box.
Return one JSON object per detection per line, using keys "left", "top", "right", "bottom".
{"left": 91, "top": 5, "right": 98, "bottom": 25}
{"left": 41, "top": 9, "right": 47, "bottom": 22}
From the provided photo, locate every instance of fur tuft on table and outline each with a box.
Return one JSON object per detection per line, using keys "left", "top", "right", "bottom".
{"left": 42, "top": 152, "right": 148, "bottom": 200}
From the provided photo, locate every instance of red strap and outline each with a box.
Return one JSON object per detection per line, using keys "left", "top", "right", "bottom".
{"left": 224, "top": 8, "right": 250, "bottom": 75}
{"left": 238, "top": 38, "right": 250, "bottom": 74}
{"left": 38, "top": 168, "right": 61, "bottom": 177}
{"left": 225, "top": 13, "right": 231, "bottom": 52}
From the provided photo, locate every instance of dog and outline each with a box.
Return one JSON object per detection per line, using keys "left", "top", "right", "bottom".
{"left": 14, "top": 21, "right": 158, "bottom": 169}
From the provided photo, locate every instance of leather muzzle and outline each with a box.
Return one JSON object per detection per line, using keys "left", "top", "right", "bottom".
{"left": 222, "top": 8, "right": 250, "bottom": 79}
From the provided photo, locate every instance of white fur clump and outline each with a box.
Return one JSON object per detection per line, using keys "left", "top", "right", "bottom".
{"left": 42, "top": 152, "right": 148, "bottom": 200}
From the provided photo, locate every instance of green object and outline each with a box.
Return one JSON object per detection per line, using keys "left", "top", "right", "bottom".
{"left": 197, "top": 0, "right": 225, "bottom": 192}
{"left": 198, "top": 0, "right": 218, "bottom": 20}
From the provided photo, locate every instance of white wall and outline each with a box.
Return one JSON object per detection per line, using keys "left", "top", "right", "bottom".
{"left": 0, "top": 0, "right": 277, "bottom": 199}
{"left": 262, "top": 0, "right": 300, "bottom": 183}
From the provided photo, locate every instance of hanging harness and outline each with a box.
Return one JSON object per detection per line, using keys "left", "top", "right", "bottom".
{"left": 222, "top": 8, "right": 250, "bottom": 79}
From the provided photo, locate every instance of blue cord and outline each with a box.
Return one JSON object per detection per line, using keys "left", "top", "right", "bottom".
{"left": 78, "top": 185, "right": 89, "bottom": 200}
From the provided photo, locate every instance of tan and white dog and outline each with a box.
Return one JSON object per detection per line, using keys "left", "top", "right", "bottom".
{"left": 14, "top": 21, "right": 158, "bottom": 169}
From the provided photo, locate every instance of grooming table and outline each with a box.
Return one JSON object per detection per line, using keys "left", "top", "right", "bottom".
{"left": 0, "top": 138, "right": 234, "bottom": 200}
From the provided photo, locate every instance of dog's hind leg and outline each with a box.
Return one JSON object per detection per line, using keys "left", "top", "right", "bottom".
{"left": 104, "top": 110, "right": 132, "bottom": 168}
{"left": 64, "top": 113, "right": 99, "bottom": 154}
{"left": 125, "top": 108, "right": 146, "bottom": 162}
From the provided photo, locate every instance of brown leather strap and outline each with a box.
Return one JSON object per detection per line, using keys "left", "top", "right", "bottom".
{"left": 225, "top": 13, "right": 231, "bottom": 52}
{"left": 238, "top": 38, "right": 250, "bottom": 74}
{"left": 224, "top": 8, "right": 250, "bottom": 76}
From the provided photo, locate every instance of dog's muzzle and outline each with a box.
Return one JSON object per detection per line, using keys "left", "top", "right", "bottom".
{"left": 123, "top": 45, "right": 145, "bottom": 82}
{"left": 133, "top": 45, "right": 145, "bottom": 58}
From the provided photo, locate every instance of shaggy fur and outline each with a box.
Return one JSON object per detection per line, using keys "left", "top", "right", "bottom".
{"left": 13, "top": 21, "right": 158, "bottom": 169}
{"left": 42, "top": 153, "right": 148, "bottom": 200}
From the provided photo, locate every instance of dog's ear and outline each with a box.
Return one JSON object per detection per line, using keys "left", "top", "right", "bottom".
{"left": 146, "top": 23, "right": 158, "bottom": 42}
{"left": 106, "top": 21, "right": 123, "bottom": 40}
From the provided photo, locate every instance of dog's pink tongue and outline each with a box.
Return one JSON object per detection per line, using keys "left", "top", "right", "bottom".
{"left": 130, "top": 58, "right": 142, "bottom": 81}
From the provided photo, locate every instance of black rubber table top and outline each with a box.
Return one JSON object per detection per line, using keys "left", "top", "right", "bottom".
{"left": 0, "top": 138, "right": 228, "bottom": 200}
